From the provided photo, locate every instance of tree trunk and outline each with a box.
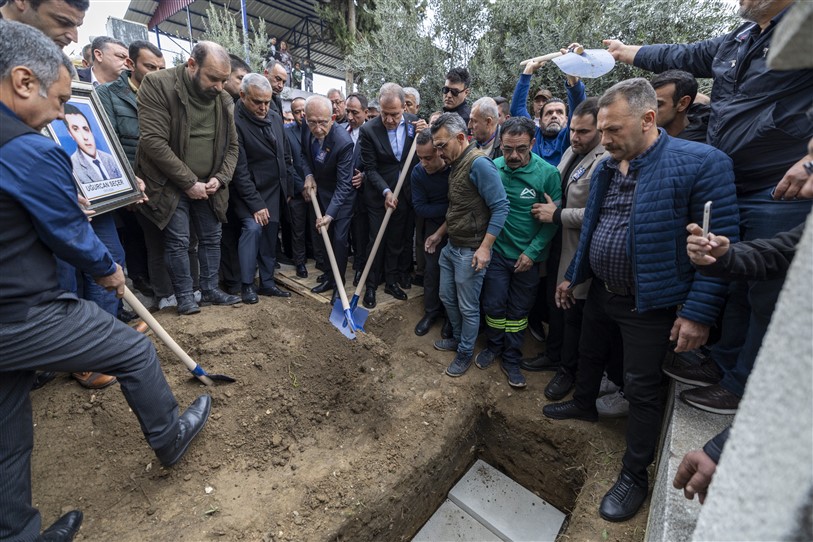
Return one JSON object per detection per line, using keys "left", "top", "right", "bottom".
{"left": 345, "top": 0, "right": 356, "bottom": 91}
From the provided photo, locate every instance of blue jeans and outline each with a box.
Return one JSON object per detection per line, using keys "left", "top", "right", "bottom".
{"left": 82, "top": 213, "right": 125, "bottom": 316}
{"left": 163, "top": 194, "right": 222, "bottom": 298}
{"left": 481, "top": 251, "right": 539, "bottom": 366}
{"left": 238, "top": 218, "right": 278, "bottom": 287}
{"left": 439, "top": 243, "right": 487, "bottom": 356}
{"left": 713, "top": 186, "right": 812, "bottom": 396}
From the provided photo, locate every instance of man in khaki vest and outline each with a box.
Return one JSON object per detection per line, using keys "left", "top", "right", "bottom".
{"left": 429, "top": 113, "right": 509, "bottom": 377}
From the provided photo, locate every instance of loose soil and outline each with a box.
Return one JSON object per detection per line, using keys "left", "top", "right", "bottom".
{"left": 31, "top": 294, "right": 649, "bottom": 541}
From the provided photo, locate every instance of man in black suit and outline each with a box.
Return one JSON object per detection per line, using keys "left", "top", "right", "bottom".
{"left": 231, "top": 73, "right": 294, "bottom": 303}
{"left": 358, "top": 83, "right": 425, "bottom": 308}
{"left": 77, "top": 36, "right": 128, "bottom": 86}
{"left": 345, "top": 92, "right": 369, "bottom": 287}
{"left": 285, "top": 97, "right": 309, "bottom": 279}
{"left": 301, "top": 95, "right": 356, "bottom": 304}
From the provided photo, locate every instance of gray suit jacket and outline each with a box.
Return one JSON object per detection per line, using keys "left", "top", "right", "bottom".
{"left": 556, "top": 144, "right": 608, "bottom": 299}
{"left": 71, "top": 150, "right": 122, "bottom": 184}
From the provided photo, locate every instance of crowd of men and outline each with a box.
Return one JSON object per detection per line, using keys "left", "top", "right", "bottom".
{"left": 1, "top": 0, "right": 812, "bottom": 538}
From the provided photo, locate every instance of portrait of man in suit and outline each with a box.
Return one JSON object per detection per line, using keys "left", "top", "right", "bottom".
{"left": 62, "top": 103, "right": 122, "bottom": 184}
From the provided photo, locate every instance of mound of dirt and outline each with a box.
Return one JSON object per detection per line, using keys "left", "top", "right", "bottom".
{"left": 31, "top": 295, "right": 648, "bottom": 541}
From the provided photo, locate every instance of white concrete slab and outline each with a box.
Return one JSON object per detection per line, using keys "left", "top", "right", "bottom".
{"left": 412, "top": 499, "right": 503, "bottom": 542}
{"left": 448, "top": 459, "right": 565, "bottom": 542}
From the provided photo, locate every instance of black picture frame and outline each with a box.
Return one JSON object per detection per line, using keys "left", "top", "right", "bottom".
{"left": 44, "top": 82, "right": 143, "bottom": 215}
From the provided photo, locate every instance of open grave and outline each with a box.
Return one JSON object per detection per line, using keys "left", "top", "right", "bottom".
{"left": 31, "top": 293, "right": 649, "bottom": 541}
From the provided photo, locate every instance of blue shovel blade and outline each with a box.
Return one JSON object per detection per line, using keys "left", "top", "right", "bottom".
{"left": 329, "top": 302, "right": 356, "bottom": 339}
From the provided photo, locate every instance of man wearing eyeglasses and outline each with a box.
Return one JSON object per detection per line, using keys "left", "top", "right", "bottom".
{"left": 358, "top": 83, "right": 425, "bottom": 308}
{"left": 327, "top": 88, "right": 348, "bottom": 125}
{"left": 300, "top": 95, "right": 355, "bottom": 305}
{"left": 430, "top": 113, "right": 510, "bottom": 378}
{"left": 441, "top": 67, "right": 472, "bottom": 125}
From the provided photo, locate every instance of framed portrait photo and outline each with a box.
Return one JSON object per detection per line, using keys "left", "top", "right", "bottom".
{"left": 44, "top": 82, "right": 143, "bottom": 215}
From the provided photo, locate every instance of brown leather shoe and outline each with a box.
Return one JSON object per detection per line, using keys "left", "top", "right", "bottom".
{"left": 133, "top": 320, "right": 149, "bottom": 334}
{"left": 72, "top": 372, "right": 117, "bottom": 389}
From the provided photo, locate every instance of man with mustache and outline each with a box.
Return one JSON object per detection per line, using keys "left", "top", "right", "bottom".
{"left": 136, "top": 41, "right": 241, "bottom": 315}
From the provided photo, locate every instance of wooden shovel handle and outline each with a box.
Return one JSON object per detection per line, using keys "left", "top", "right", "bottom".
{"left": 309, "top": 189, "right": 352, "bottom": 311}
{"left": 123, "top": 287, "right": 215, "bottom": 386}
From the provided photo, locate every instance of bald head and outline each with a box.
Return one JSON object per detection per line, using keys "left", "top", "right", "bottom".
{"left": 187, "top": 41, "right": 230, "bottom": 100}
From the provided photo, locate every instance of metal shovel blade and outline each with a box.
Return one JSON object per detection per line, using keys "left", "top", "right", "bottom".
{"left": 187, "top": 363, "right": 237, "bottom": 383}
{"left": 329, "top": 303, "right": 357, "bottom": 340}
{"left": 552, "top": 49, "right": 615, "bottom": 78}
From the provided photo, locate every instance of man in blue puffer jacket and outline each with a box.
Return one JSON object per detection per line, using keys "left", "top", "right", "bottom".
{"left": 542, "top": 78, "right": 739, "bottom": 523}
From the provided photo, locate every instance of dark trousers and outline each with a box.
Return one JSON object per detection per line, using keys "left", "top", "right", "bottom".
{"left": 163, "top": 194, "right": 221, "bottom": 298}
{"left": 288, "top": 196, "right": 309, "bottom": 266}
{"left": 314, "top": 216, "right": 352, "bottom": 284}
{"left": 544, "top": 250, "right": 565, "bottom": 361}
{"left": 365, "top": 199, "right": 408, "bottom": 287}
{"left": 422, "top": 217, "right": 447, "bottom": 316}
{"left": 116, "top": 209, "right": 148, "bottom": 281}
{"left": 573, "top": 281, "right": 675, "bottom": 486}
{"left": 0, "top": 295, "right": 180, "bottom": 541}
{"left": 481, "top": 251, "right": 540, "bottom": 366}
{"left": 278, "top": 193, "right": 293, "bottom": 258}
{"left": 351, "top": 196, "right": 369, "bottom": 272}
{"left": 136, "top": 213, "right": 173, "bottom": 299}
{"left": 220, "top": 207, "right": 242, "bottom": 292}
{"left": 238, "top": 219, "right": 279, "bottom": 288}
{"left": 82, "top": 213, "right": 125, "bottom": 316}
{"left": 398, "top": 205, "right": 415, "bottom": 280}
{"left": 414, "top": 217, "right": 426, "bottom": 276}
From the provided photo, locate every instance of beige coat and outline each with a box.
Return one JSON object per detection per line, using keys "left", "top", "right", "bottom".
{"left": 135, "top": 64, "right": 239, "bottom": 229}
{"left": 556, "top": 144, "right": 609, "bottom": 299}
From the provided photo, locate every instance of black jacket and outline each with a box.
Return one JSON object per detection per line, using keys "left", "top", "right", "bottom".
{"left": 95, "top": 70, "right": 139, "bottom": 166}
{"left": 634, "top": 7, "right": 813, "bottom": 193}
{"left": 230, "top": 100, "right": 295, "bottom": 221}
{"left": 358, "top": 113, "right": 420, "bottom": 208}
{"left": 285, "top": 121, "right": 306, "bottom": 198}
{"left": 697, "top": 222, "right": 804, "bottom": 282}
{"left": 300, "top": 122, "right": 355, "bottom": 220}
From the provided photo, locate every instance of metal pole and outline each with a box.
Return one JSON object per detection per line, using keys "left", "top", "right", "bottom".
{"left": 186, "top": 6, "right": 194, "bottom": 55}
{"left": 154, "top": 26, "right": 161, "bottom": 50}
{"left": 240, "top": 0, "right": 250, "bottom": 64}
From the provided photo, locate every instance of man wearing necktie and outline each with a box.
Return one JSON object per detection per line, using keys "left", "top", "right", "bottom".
{"left": 63, "top": 104, "right": 122, "bottom": 184}
{"left": 358, "top": 83, "right": 425, "bottom": 308}
{"left": 300, "top": 95, "right": 356, "bottom": 305}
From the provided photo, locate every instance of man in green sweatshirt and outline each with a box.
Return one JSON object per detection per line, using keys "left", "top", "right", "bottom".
{"left": 475, "top": 116, "right": 561, "bottom": 388}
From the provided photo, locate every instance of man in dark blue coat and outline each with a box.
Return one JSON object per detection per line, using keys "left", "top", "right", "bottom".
{"left": 604, "top": 0, "right": 813, "bottom": 414}
{"left": 284, "top": 97, "right": 309, "bottom": 279}
{"left": 231, "top": 73, "right": 295, "bottom": 303}
{"left": 301, "top": 95, "right": 356, "bottom": 304}
{"left": 543, "top": 79, "right": 739, "bottom": 522}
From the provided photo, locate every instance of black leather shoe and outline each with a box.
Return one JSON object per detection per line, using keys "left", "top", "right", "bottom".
{"left": 441, "top": 319, "right": 453, "bottom": 339}
{"left": 258, "top": 285, "right": 291, "bottom": 298}
{"left": 201, "top": 288, "right": 241, "bottom": 306}
{"left": 542, "top": 400, "right": 598, "bottom": 422}
{"left": 414, "top": 313, "right": 438, "bottom": 336}
{"left": 544, "top": 368, "right": 575, "bottom": 401}
{"left": 32, "top": 371, "right": 58, "bottom": 391}
{"left": 177, "top": 295, "right": 201, "bottom": 315}
{"left": 353, "top": 270, "right": 362, "bottom": 287}
{"left": 296, "top": 264, "right": 308, "bottom": 278}
{"left": 330, "top": 289, "right": 339, "bottom": 306}
{"left": 384, "top": 282, "right": 407, "bottom": 300}
{"left": 599, "top": 470, "right": 648, "bottom": 522}
{"left": 241, "top": 284, "right": 258, "bottom": 304}
{"left": 277, "top": 253, "right": 295, "bottom": 265}
{"left": 363, "top": 287, "right": 377, "bottom": 309}
{"left": 399, "top": 277, "right": 412, "bottom": 290}
{"left": 155, "top": 395, "right": 212, "bottom": 467}
{"left": 316, "top": 273, "right": 328, "bottom": 284}
{"left": 311, "top": 280, "right": 335, "bottom": 294}
{"left": 411, "top": 274, "right": 424, "bottom": 287}
{"left": 520, "top": 353, "right": 560, "bottom": 372}
{"left": 41, "top": 510, "right": 83, "bottom": 541}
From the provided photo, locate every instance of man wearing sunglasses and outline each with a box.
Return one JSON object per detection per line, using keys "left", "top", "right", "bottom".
{"left": 441, "top": 67, "right": 472, "bottom": 125}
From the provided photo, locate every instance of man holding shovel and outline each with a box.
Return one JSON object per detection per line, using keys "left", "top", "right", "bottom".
{"left": 0, "top": 20, "right": 211, "bottom": 541}
{"left": 300, "top": 95, "right": 356, "bottom": 306}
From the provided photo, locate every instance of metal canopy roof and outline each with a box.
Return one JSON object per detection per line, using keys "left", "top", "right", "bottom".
{"left": 124, "top": 0, "right": 345, "bottom": 80}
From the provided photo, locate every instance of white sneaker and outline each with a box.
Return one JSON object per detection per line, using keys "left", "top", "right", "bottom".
{"left": 599, "top": 373, "right": 621, "bottom": 396}
{"left": 193, "top": 290, "right": 202, "bottom": 303}
{"left": 596, "top": 390, "right": 629, "bottom": 418}
{"left": 158, "top": 295, "right": 177, "bottom": 310}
